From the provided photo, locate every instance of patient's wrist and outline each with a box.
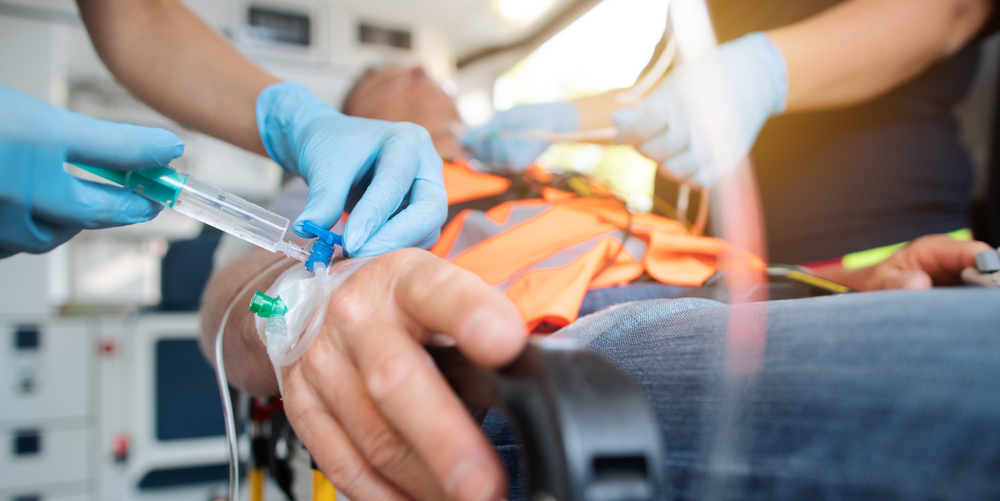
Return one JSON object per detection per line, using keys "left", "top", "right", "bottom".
{"left": 251, "top": 257, "right": 369, "bottom": 392}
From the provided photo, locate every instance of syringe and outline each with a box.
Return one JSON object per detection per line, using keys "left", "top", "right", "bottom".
{"left": 76, "top": 164, "right": 313, "bottom": 263}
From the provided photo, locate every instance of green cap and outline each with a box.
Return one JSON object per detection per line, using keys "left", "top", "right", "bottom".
{"left": 248, "top": 291, "right": 287, "bottom": 318}
{"left": 74, "top": 164, "right": 187, "bottom": 207}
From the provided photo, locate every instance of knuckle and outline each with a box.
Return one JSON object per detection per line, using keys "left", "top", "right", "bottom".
{"left": 376, "top": 247, "right": 427, "bottom": 272}
{"left": 389, "top": 122, "right": 433, "bottom": 144}
{"left": 300, "top": 338, "right": 333, "bottom": 376}
{"left": 321, "top": 455, "right": 369, "bottom": 493}
{"left": 327, "top": 288, "right": 370, "bottom": 331}
{"left": 361, "top": 426, "right": 411, "bottom": 471}
{"left": 366, "top": 353, "right": 414, "bottom": 401}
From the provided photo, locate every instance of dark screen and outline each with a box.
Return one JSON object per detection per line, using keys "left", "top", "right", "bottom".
{"left": 248, "top": 7, "right": 310, "bottom": 46}
{"left": 155, "top": 338, "right": 225, "bottom": 441}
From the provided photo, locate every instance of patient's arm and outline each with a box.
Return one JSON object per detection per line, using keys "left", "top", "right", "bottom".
{"left": 200, "top": 248, "right": 294, "bottom": 394}
{"left": 200, "top": 249, "right": 527, "bottom": 501}
{"left": 809, "top": 234, "right": 993, "bottom": 291}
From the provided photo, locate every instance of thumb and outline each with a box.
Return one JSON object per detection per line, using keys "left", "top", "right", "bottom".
{"left": 59, "top": 109, "right": 184, "bottom": 171}
{"left": 292, "top": 173, "right": 350, "bottom": 239}
{"left": 612, "top": 107, "right": 642, "bottom": 144}
{"left": 57, "top": 178, "right": 164, "bottom": 229}
{"left": 869, "top": 268, "right": 933, "bottom": 291}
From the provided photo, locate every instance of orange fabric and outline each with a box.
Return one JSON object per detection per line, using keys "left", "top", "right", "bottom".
{"left": 506, "top": 238, "right": 626, "bottom": 330}
{"left": 442, "top": 160, "right": 510, "bottom": 204}
{"left": 432, "top": 209, "right": 468, "bottom": 259}
{"left": 431, "top": 179, "right": 764, "bottom": 330}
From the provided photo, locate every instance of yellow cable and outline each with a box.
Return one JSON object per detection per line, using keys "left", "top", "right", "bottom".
{"left": 249, "top": 467, "right": 265, "bottom": 501}
{"left": 313, "top": 469, "right": 337, "bottom": 501}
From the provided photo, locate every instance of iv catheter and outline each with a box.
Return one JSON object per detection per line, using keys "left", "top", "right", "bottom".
{"left": 75, "top": 164, "right": 312, "bottom": 262}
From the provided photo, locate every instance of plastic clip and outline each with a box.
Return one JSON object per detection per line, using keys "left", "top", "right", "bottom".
{"left": 248, "top": 291, "right": 287, "bottom": 318}
{"left": 301, "top": 221, "right": 343, "bottom": 272}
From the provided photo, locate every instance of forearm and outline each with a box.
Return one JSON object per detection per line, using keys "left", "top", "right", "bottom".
{"left": 768, "top": 0, "right": 992, "bottom": 112}
{"left": 573, "top": 90, "right": 623, "bottom": 131}
{"left": 200, "top": 249, "right": 295, "bottom": 395}
{"left": 77, "top": 0, "right": 279, "bottom": 155}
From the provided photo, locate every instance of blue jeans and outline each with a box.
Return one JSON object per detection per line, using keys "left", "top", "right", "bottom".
{"left": 484, "top": 288, "right": 1000, "bottom": 500}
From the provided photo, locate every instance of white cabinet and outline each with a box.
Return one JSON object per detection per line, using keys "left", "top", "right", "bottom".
{"left": 0, "top": 318, "right": 93, "bottom": 501}
{"left": 0, "top": 321, "right": 91, "bottom": 424}
{"left": 0, "top": 424, "right": 90, "bottom": 490}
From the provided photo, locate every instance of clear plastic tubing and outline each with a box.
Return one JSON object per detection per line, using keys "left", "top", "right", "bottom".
{"left": 75, "top": 164, "right": 308, "bottom": 262}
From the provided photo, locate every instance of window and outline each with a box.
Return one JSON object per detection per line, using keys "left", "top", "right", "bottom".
{"left": 494, "top": 0, "right": 668, "bottom": 212}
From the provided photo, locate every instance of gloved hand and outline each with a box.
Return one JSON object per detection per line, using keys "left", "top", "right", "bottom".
{"left": 256, "top": 82, "right": 447, "bottom": 257}
{"left": 614, "top": 32, "right": 788, "bottom": 187}
{"left": 462, "top": 101, "right": 580, "bottom": 173}
{"left": 0, "top": 85, "right": 182, "bottom": 258}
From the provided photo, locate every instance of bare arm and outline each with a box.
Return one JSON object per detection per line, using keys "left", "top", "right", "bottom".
{"left": 769, "top": 0, "right": 993, "bottom": 112}
{"left": 576, "top": 0, "right": 992, "bottom": 127}
{"left": 199, "top": 248, "right": 297, "bottom": 395}
{"left": 76, "top": 0, "right": 279, "bottom": 155}
{"left": 201, "top": 248, "right": 528, "bottom": 501}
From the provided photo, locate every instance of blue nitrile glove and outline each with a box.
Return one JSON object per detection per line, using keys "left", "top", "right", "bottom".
{"left": 256, "top": 82, "right": 447, "bottom": 257}
{"left": 0, "top": 84, "right": 182, "bottom": 258}
{"left": 614, "top": 32, "right": 788, "bottom": 187}
{"left": 462, "top": 101, "right": 581, "bottom": 173}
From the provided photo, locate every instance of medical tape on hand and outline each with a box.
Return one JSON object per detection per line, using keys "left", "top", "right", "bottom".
{"left": 256, "top": 258, "right": 370, "bottom": 392}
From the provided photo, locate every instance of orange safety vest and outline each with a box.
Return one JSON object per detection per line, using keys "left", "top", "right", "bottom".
{"left": 433, "top": 160, "right": 762, "bottom": 331}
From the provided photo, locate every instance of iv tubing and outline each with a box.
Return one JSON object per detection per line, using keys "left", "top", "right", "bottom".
{"left": 215, "top": 258, "right": 294, "bottom": 501}
{"left": 617, "top": 36, "right": 678, "bottom": 105}
{"left": 499, "top": 127, "right": 618, "bottom": 144}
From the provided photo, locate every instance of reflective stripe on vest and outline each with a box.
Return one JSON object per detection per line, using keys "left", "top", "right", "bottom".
{"left": 436, "top": 164, "right": 762, "bottom": 330}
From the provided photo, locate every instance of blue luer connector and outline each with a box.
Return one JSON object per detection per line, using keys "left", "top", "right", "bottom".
{"left": 301, "top": 221, "right": 343, "bottom": 271}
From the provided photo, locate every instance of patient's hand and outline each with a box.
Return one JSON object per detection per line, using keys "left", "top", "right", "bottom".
{"left": 279, "top": 249, "right": 525, "bottom": 501}
{"left": 811, "top": 234, "right": 993, "bottom": 291}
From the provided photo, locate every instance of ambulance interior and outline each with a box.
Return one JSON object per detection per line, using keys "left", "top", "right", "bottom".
{"left": 1, "top": 0, "right": 999, "bottom": 499}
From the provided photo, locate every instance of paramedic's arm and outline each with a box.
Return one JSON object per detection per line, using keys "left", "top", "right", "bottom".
{"left": 573, "top": 0, "right": 992, "bottom": 130}
{"left": 76, "top": 0, "right": 277, "bottom": 155}
{"left": 810, "top": 234, "right": 992, "bottom": 290}
{"left": 770, "top": 0, "right": 992, "bottom": 112}
{"left": 201, "top": 249, "right": 527, "bottom": 501}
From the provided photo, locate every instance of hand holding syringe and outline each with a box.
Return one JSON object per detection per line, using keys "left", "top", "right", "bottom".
{"left": 76, "top": 164, "right": 339, "bottom": 269}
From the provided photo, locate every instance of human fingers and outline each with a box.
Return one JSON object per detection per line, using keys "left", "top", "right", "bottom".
{"left": 860, "top": 267, "right": 934, "bottom": 291}
{"left": 896, "top": 235, "right": 993, "bottom": 286}
{"left": 340, "top": 250, "right": 522, "bottom": 501}
{"left": 351, "top": 178, "right": 446, "bottom": 257}
{"left": 634, "top": 111, "right": 689, "bottom": 165}
{"left": 657, "top": 148, "right": 701, "bottom": 184}
{"left": 37, "top": 177, "right": 163, "bottom": 229}
{"left": 461, "top": 123, "right": 499, "bottom": 164}
{"left": 413, "top": 228, "right": 442, "bottom": 250}
{"left": 347, "top": 136, "right": 446, "bottom": 256}
{"left": 852, "top": 235, "right": 993, "bottom": 290}
{"left": 293, "top": 163, "right": 354, "bottom": 238}
{"left": 298, "top": 324, "right": 446, "bottom": 500}
{"left": 503, "top": 138, "right": 551, "bottom": 173}
{"left": 342, "top": 123, "right": 436, "bottom": 255}
{"left": 613, "top": 83, "right": 678, "bottom": 146}
{"left": 0, "top": 202, "right": 81, "bottom": 255}
{"left": 281, "top": 361, "right": 413, "bottom": 501}
{"left": 394, "top": 251, "right": 526, "bottom": 370}
{"left": 60, "top": 111, "right": 184, "bottom": 170}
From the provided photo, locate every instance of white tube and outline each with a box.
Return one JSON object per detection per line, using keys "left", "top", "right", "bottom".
{"left": 214, "top": 258, "right": 291, "bottom": 501}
